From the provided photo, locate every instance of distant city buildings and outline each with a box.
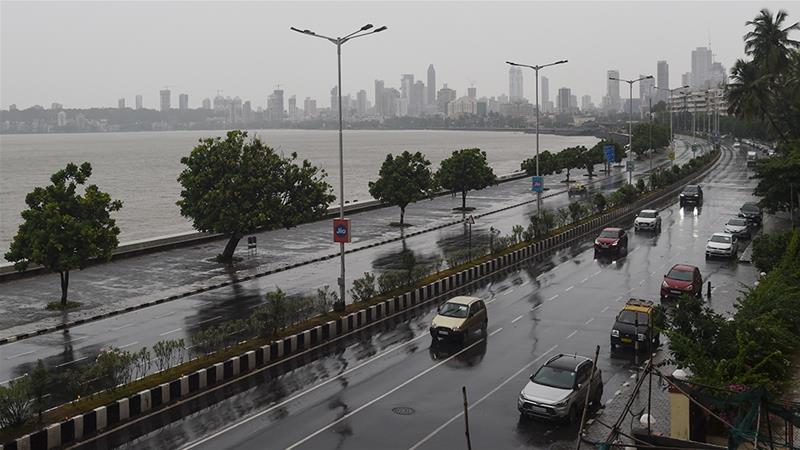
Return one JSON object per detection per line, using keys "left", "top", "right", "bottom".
{"left": 656, "top": 60, "right": 669, "bottom": 103}
{"left": 303, "top": 97, "right": 317, "bottom": 117}
{"left": 509, "top": 66, "right": 524, "bottom": 101}
{"left": 159, "top": 89, "right": 171, "bottom": 112}
{"left": 202, "top": 98, "right": 211, "bottom": 110}
{"left": 605, "top": 70, "right": 620, "bottom": 113}
{"left": 557, "top": 87, "right": 571, "bottom": 113}
{"left": 581, "top": 94, "right": 594, "bottom": 112}
{"left": 267, "top": 89, "right": 284, "bottom": 121}
{"left": 118, "top": 98, "right": 125, "bottom": 109}
{"left": 540, "top": 76, "right": 550, "bottom": 113}
{"left": 179, "top": 94, "right": 189, "bottom": 111}
{"left": 135, "top": 95, "right": 143, "bottom": 110}
{"left": 57, "top": 111, "right": 66, "bottom": 127}
{"left": 437, "top": 84, "right": 456, "bottom": 114}
{"left": 427, "top": 65, "right": 436, "bottom": 106}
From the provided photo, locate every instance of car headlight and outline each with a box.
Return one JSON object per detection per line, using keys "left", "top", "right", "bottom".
{"left": 554, "top": 399, "right": 569, "bottom": 407}
{"left": 612, "top": 241, "right": 618, "bottom": 245}
{"left": 686, "top": 284, "right": 693, "bottom": 291}
{"left": 611, "top": 329, "right": 619, "bottom": 337}
{"left": 594, "top": 239, "right": 600, "bottom": 245}
{"left": 680, "top": 194, "right": 685, "bottom": 197}
{"left": 662, "top": 281, "right": 669, "bottom": 288}
{"left": 637, "top": 333, "right": 646, "bottom": 341}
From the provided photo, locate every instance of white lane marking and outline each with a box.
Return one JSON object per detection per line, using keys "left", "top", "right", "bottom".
{"left": 193, "top": 315, "right": 223, "bottom": 326}
{"left": 407, "top": 344, "right": 559, "bottom": 450}
{"left": 638, "top": 280, "right": 645, "bottom": 286}
{"left": 64, "top": 336, "right": 89, "bottom": 345}
{"left": 584, "top": 317, "right": 595, "bottom": 325}
{"left": 503, "top": 289, "right": 515, "bottom": 296}
{"left": 0, "top": 374, "right": 28, "bottom": 385}
{"left": 566, "top": 330, "right": 578, "bottom": 339}
{"left": 489, "top": 328, "right": 503, "bottom": 337}
{"left": 181, "top": 331, "right": 430, "bottom": 450}
{"left": 119, "top": 341, "right": 139, "bottom": 349}
{"left": 615, "top": 296, "right": 623, "bottom": 302}
{"left": 485, "top": 298, "right": 496, "bottom": 305}
{"left": 565, "top": 285, "right": 574, "bottom": 292}
{"left": 110, "top": 323, "right": 135, "bottom": 331}
{"left": 154, "top": 311, "right": 176, "bottom": 319}
{"left": 520, "top": 280, "right": 530, "bottom": 287}
{"left": 56, "top": 356, "right": 87, "bottom": 368}
{"left": 580, "top": 278, "right": 589, "bottom": 284}
{"left": 591, "top": 270, "right": 602, "bottom": 277}
{"left": 547, "top": 294, "right": 559, "bottom": 302}
{"left": 6, "top": 350, "right": 36, "bottom": 360}
{"left": 650, "top": 271, "right": 657, "bottom": 276}
{"left": 532, "top": 304, "right": 543, "bottom": 311}
{"left": 511, "top": 315, "right": 523, "bottom": 324}
{"left": 249, "top": 303, "right": 264, "bottom": 310}
{"left": 601, "top": 306, "right": 610, "bottom": 313}
{"left": 284, "top": 338, "right": 487, "bottom": 450}
{"left": 159, "top": 328, "right": 182, "bottom": 337}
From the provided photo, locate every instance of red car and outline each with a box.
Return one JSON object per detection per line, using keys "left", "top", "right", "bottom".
{"left": 594, "top": 227, "right": 627, "bottom": 254}
{"left": 660, "top": 264, "right": 703, "bottom": 300}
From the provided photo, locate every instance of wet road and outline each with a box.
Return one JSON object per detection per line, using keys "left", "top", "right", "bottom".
{"left": 71, "top": 142, "right": 759, "bottom": 450}
{"left": 0, "top": 141, "right": 699, "bottom": 388}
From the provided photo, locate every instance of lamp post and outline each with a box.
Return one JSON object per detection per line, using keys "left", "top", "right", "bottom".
{"left": 291, "top": 23, "right": 388, "bottom": 307}
{"left": 653, "top": 84, "right": 690, "bottom": 166}
{"left": 609, "top": 75, "right": 652, "bottom": 183}
{"left": 506, "top": 59, "right": 568, "bottom": 214}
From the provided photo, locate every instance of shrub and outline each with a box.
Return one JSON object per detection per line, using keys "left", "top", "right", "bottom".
{"left": 314, "top": 285, "right": 338, "bottom": 313}
{"left": 350, "top": 272, "right": 377, "bottom": 303}
{"left": 0, "top": 376, "right": 32, "bottom": 428}
{"left": 752, "top": 231, "right": 793, "bottom": 273}
{"left": 556, "top": 208, "right": 571, "bottom": 227}
{"left": 152, "top": 339, "right": 185, "bottom": 373}
{"left": 636, "top": 177, "right": 647, "bottom": 194}
{"left": 568, "top": 202, "right": 585, "bottom": 223}
{"left": 592, "top": 192, "right": 607, "bottom": 213}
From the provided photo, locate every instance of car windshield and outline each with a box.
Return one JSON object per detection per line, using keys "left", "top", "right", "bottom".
{"left": 727, "top": 218, "right": 747, "bottom": 226}
{"left": 741, "top": 204, "right": 760, "bottom": 213}
{"left": 438, "top": 302, "right": 469, "bottom": 318}
{"left": 667, "top": 268, "right": 694, "bottom": 281}
{"left": 710, "top": 235, "right": 732, "bottom": 243}
{"left": 531, "top": 365, "right": 576, "bottom": 390}
{"left": 617, "top": 310, "right": 650, "bottom": 325}
{"left": 683, "top": 186, "right": 699, "bottom": 194}
{"left": 639, "top": 211, "right": 657, "bottom": 219}
{"left": 599, "top": 230, "right": 618, "bottom": 238}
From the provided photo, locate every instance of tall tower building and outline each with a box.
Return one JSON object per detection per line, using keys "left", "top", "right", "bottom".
{"left": 304, "top": 97, "right": 317, "bottom": 117}
{"left": 509, "top": 67, "right": 524, "bottom": 101}
{"left": 467, "top": 86, "right": 477, "bottom": 99}
{"left": 401, "top": 74, "right": 414, "bottom": 99}
{"left": 330, "top": 86, "right": 339, "bottom": 112}
{"left": 427, "top": 64, "right": 436, "bottom": 106}
{"left": 374, "top": 80, "right": 385, "bottom": 117}
{"left": 557, "top": 87, "right": 572, "bottom": 113}
{"left": 159, "top": 89, "right": 171, "bottom": 112}
{"left": 691, "top": 47, "right": 713, "bottom": 90}
{"left": 288, "top": 96, "right": 297, "bottom": 119}
{"left": 656, "top": 60, "right": 669, "bottom": 103}
{"left": 267, "top": 89, "right": 285, "bottom": 121}
{"left": 179, "top": 93, "right": 189, "bottom": 111}
{"left": 606, "top": 70, "right": 620, "bottom": 112}
{"left": 118, "top": 98, "right": 125, "bottom": 109}
{"left": 540, "top": 76, "right": 550, "bottom": 111}
{"left": 135, "top": 95, "right": 143, "bottom": 110}
{"left": 202, "top": 98, "right": 211, "bottom": 110}
{"left": 357, "top": 90, "right": 367, "bottom": 115}
{"left": 410, "top": 80, "right": 425, "bottom": 116}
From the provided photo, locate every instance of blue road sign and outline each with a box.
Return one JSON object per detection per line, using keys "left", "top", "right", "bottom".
{"left": 604, "top": 145, "right": 615, "bottom": 163}
{"left": 531, "top": 176, "right": 544, "bottom": 193}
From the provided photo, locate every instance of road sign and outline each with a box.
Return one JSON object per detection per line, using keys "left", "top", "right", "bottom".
{"left": 465, "top": 215, "right": 475, "bottom": 225}
{"left": 691, "top": 144, "right": 699, "bottom": 153}
{"left": 333, "top": 218, "right": 351, "bottom": 243}
{"left": 604, "top": 145, "right": 615, "bottom": 163}
{"left": 626, "top": 160, "right": 635, "bottom": 172}
{"left": 531, "top": 176, "right": 544, "bottom": 193}
{"left": 668, "top": 150, "right": 676, "bottom": 161}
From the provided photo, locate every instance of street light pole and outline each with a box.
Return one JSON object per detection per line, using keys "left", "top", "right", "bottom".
{"left": 292, "top": 23, "right": 388, "bottom": 307}
{"left": 609, "top": 75, "right": 652, "bottom": 183}
{"left": 506, "top": 59, "right": 568, "bottom": 215}
{"left": 654, "top": 84, "right": 689, "bottom": 166}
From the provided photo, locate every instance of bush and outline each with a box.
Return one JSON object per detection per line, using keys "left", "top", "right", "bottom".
{"left": 350, "top": 272, "right": 377, "bottom": 303}
{"left": 93, "top": 347, "right": 135, "bottom": 390}
{"left": 555, "top": 208, "right": 570, "bottom": 228}
{"left": 592, "top": 192, "right": 607, "bottom": 213}
{"left": 636, "top": 177, "right": 647, "bottom": 194}
{"left": 752, "top": 231, "right": 793, "bottom": 273}
{"left": 152, "top": 339, "right": 185, "bottom": 373}
{"left": 568, "top": 202, "right": 585, "bottom": 223}
{"left": 378, "top": 270, "right": 405, "bottom": 293}
{"left": 0, "top": 377, "right": 32, "bottom": 428}
{"left": 314, "top": 285, "right": 338, "bottom": 313}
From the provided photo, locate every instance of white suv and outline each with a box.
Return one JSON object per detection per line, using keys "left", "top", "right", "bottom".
{"left": 634, "top": 209, "right": 661, "bottom": 232}
{"left": 705, "top": 232, "right": 738, "bottom": 259}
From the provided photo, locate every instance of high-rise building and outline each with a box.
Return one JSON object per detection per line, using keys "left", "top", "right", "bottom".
{"left": 243, "top": 100, "right": 253, "bottom": 123}
{"left": 374, "top": 80, "right": 385, "bottom": 117}
{"left": 118, "top": 98, "right": 125, "bottom": 109}
{"left": 682, "top": 72, "right": 691, "bottom": 88}
{"left": 267, "top": 89, "right": 284, "bottom": 121}
{"left": 656, "top": 61, "right": 669, "bottom": 103}
{"left": 202, "top": 98, "right": 211, "bottom": 110}
{"left": 179, "top": 94, "right": 189, "bottom": 111}
{"left": 330, "top": 86, "right": 339, "bottom": 112}
{"left": 427, "top": 64, "right": 436, "bottom": 106}
{"left": 437, "top": 84, "right": 456, "bottom": 114}
{"left": 410, "top": 80, "right": 425, "bottom": 116}
{"left": 401, "top": 74, "right": 414, "bottom": 99}
{"left": 357, "top": 90, "right": 367, "bottom": 115}
{"left": 382, "top": 87, "right": 400, "bottom": 117}
{"left": 304, "top": 97, "right": 317, "bottom": 117}
{"left": 570, "top": 94, "right": 578, "bottom": 110}
{"left": 509, "top": 66, "right": 524, "bottom": 100}
{"left": 540, "top": 76, "right": 550, "bottom": 112}
{"left": 606, "top": 70, "right": 620, "bottom": 112}
{"left": 639, "top": 74, "right": 655, "bottom": 104}
{"left": 467, "top": 86, "right": 477, "bottom": 99}
{"left": 135, "top": 95, "right": 143, "bottom": 110}
{"left": 581, "top": 95, "right": 593, "bottom": 112}
{"left": 57, "top": 111, "right": 67, "bottom": 127}
{"left": 691, "top": 47, "right": 713, "bottom": 90}
{"left": 159, "top": 89, "right": 171, "bottom": 112}
{"left": 710, "top": 62, "right": 727, "bottom": 88}
{"left": 557, "top": 87, "right": 572, "bottom": 113}
{"left": 51, "top": 102, "right": 63, "bottom": 110}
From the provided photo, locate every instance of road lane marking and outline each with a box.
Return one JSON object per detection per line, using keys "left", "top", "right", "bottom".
{"left": 503, "top": 289, "right": 514, "bottom": 296}
{"left": 154, "top": 311, "right": 176, "bottom": 319}
{"left": 489, "top": 328, "right": 503, "bottom": 337}
{"left": 192, "top": 315, "right": 223, "bottom": 326}
{"left": 547, "top": 294, "right": 559, "bottom": 302}
{"left": 532, "top": 304, "right": 543, "bottom": 311}
{"left": 485, "top": 298, "right": 496, "bottom": 305}
{"left": 591, "top": 270, "right": 602, "bottom": 277}
{"left": 601, "top": 306, "right": 610, "bottom": 313}
{"left": 6, "top": 350, "right": 36, "bottom": 360}
{"left": 64, "top": 336, "right": 89, "bottom": 345}
{"left": 284, "top": 338, "right": 487, "bottom": 450}
{"left": 638, "top": 280, "right": 645, "bottom": 286}
{"left": 580, "top": 278, "right": 588, "bottom": 284}
{"left": 615, "top": 296, "right": 623, "bottom": 302}
{"left": 565, "top": 285, "right": 574, "bottom": 292}
{"left": 119, "top": 341, "right": 139, "bottom": 349}
{"left": 584, "top": 317, "right": 594, "bottom": 325}
{"left": 650, "top": 271, "right": 657, "bottom": 276}
{"left": 520, "top": 280, "right": 530, "bottom": 287}
{"left": 0, "top": 374, "right": 28, "bottom": 385}
{"left": 408, "top": 344, "right": 559, "bottom": 450}
{"left": 511, "top": 315, "right": 523, "bottom": 324}
{"left": 181, "top": 331, "right": 432, "bottom": 450}
{"left": 566, "top": 330, "right": 577, "bottom": 339}
{"left": 110, "top": 323, "right": 135, "bottom": 331}
{"left": 159, "top": 328, "right": 182, "bottom": 337}
{"left": 56, "top": 356, "right": 87, "bottom": 368}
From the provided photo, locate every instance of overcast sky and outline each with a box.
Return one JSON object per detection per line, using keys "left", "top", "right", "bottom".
{"left": 1, "top": 1, "right": 797, "bottom": 110}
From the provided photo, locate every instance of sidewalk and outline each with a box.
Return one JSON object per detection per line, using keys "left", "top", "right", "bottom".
{"left": 0, "top": 141, "right": 695, "bottom": 340}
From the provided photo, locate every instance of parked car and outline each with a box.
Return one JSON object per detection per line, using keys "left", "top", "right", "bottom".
{"left": 517, "top": 354, "right": 603, "bottom": 423}
{"left": 738, "top": 202, "right": 763, "bottom": 226}
{"left": 610, "top": 299, "right": 660, "bottom": 352}
{"left": 705, "top": 232, "right": 739, "bottom": 259}
{"left": 634, "top": 209, "right": 661, "bottom": 232}
{"left": 679, "top": 185, "right": 703, "bottom": 207}
{"left": 594, "top": 227, "right": 628, "bottom": 254}
{"left": 746, "top": 151, "right": 758, "bottom": 167}
{"left": 429, "top": 296, "right": 487, "bottom": 343}
{"left": 660, "top": 264, "right": 703, "bottom": 300}
{"left": 724, "top": 217, "right": 751, "bottom": 239}
{"left": 568, "top": 182, "right": 587, "bottom": 196}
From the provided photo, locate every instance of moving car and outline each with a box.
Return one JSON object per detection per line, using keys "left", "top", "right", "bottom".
{"left": 430, "top": 296, "right": 487, "bottom": 343}
{"left": 706, "top": 232, "right": 738, "bottom": 259}
{"left": 568, "top": 182, "right": 587, "bottom": 196}
{"left": 724, "top": 217, "right": 751, "bottom": 239}
{"left": 746, "top": 151, "right": 758, "bottom": 167}
{"left": 634, "top": 209, "right": 662, "bottom": 232}
{"left": 679, "top": 185, "right": 703, "bottom": 207}
{"left": 594, "top": 227, "right": 627, "bottom": 254}
{"left": 610, "top": 299, "right": 660, "bottom": 352}
{"left": 660, "top": 264, "right": 703, "bottom": 300}
{"left": 738, "top": 202, "right": 763, "bottom": 226}
{"left": 517, "top": 354, "right": 603, "bottom": 423}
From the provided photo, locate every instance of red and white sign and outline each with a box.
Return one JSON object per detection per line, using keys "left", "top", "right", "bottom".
{"left": 333, "top": 218, "right": 351, "bottom": 243}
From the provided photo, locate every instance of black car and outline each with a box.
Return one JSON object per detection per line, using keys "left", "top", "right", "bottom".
{"left": 679, "top": 185, "right": 703, "bottom": 207}
{"left": 610, "top": 299, "right": 660, "bottom": 352}
{"left": 738, "top": 202, "right": 763, "bottom": 226}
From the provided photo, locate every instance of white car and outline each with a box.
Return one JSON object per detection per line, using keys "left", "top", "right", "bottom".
{"left": 634, "top": 209, "right": 661, "bottom": 232}
{"left": 724, "top": 217, "right": 751, "bottom": 240}
{"left": 705, "top": 233, "right": 738, "bottom": 259}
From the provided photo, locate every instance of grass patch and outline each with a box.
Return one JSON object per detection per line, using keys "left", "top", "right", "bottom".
{"left": 45, "top": 301, "right": 80, "bottom": 311}
{"left": 389, "top": 222, "right": 412, "bottom": 228}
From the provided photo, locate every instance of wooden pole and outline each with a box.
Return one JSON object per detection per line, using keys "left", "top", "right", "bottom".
{"left": 462, "top": 386, "right": 472, "bottom": 450}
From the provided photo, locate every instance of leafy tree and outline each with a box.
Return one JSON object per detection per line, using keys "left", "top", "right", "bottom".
{"left": 630, "top": 123, "right": 670, "bottom": 157}
{"left": 177, "top": 130, "right": 334, "bottom": 262}
{"left": 751, "top": 231, "right": 793, "bottom": 272}
{"left": 568, "top": 202, "right": 585, "bottom": 223}
{"left": 0, "top": 376, "right": 32, "bottom": 428}
{"left": 592, "top": 192, "right": 607, "bottom": 213}
{"left": 29, "top": 360, "right": 48, "bottom": 422}
{"left": 521, "top": 150, "right": 562, "bottom": 176}
{"left": 556, "top": 146, "right": 586, "bottom": 182}
{"left": 368, "top": 151, "right": 435, "bottom": 226}
{"left": 435, "top": 148, "right": 497, "bottom": 210}
{"left": 751, "top": 150, "right": 800, "bottom": 213}
{"left": 4, "top": 162, "right": 122, "bottom": 306}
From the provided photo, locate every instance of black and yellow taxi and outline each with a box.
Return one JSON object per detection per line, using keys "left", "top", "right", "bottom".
{"left": 610, "top": 299, "right": 660, "bottom": 352}
{"left": 430, "top": 296, "right": 488, "bottom": 343}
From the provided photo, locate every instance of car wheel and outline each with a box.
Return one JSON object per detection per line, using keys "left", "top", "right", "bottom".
{"left": 568, "top": 405, "right": 581, "bottom": 424}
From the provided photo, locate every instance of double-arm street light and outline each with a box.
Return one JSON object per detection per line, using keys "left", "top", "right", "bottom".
{"left": 609, "top": 75, "right": 653, "bottom": 182}
{"left": 292, "top": 23, "right": 388, "bottom": 307}
{"left": 652, "top": 84, "right": 690, "bottom": 164}
{"left": 505, "top": 59, "right": 568, "bottom": 215}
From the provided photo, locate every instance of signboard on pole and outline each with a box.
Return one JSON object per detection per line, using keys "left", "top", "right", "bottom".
{"left": 691, "top": 144, "right": 699, "bottom": 154}
{"left": 604, "top": 145, "right": 615, "bottom": 163}
{"left": 668, "top": 150, "right": 676, "bottom": 161}
{"left": 531, "top": 176, "right": 544, "bottom": 193}
{"left": 465, "top": 215, "right": 475, "bottom": 225}
{"left": 626, "top": 160, "right": 635, "bottom": 172}
{"left": 333, "top": 218, "right": 351, "bottom": 243}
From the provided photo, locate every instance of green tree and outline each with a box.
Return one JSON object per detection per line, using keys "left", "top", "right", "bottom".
{"left": 436, "top": 148, "right": 497, "bottom": 210}
{"left": 592, "top": 192, "right": 607, "bottom": 213}
{"left": 368, "top": 151, "right": 435, "bottom": 227}
{"left": 0, "top": 376, "right": 32, "bottom": 428}
{"left": 4, "top": 162, "right": 122, "bottom": 306}
{"left": 751, "top": 230, "right": 793, "bottom": 272}
{"left": 556, "top": 146, "right": 585, "bottom": 183}
{"left": 630, "top": 123, "right": 670, "bottom": 157}
{"left": 29, "top": 360, "right": 48, "bottom": 422}
{"left": 177, "top": 131, "right": 334, "bottom": 262}
{"left": 751, "top": 149, "right": 800, "bottom": 213}
{"left": 521, "top": 150, "right": 562, "bottom": 176}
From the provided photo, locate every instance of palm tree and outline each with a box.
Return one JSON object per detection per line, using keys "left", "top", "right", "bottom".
{"left": 744, "top": 9, "right": 800, "bottom": 73}
{"left": 726, "top": 59, "right": 785, "bottom": 140}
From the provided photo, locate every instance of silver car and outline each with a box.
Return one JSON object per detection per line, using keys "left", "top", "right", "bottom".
{"left": 724, "top": 217, "right": 751, "bottom": 239}
{"left": 634, "top": 209, "right": 662, "bottom": 232}
{"left": 517, "top": 354, "right": 603, "bottom": 423}
{"left": 705, "top": 232, "right": 739, "bottom": 259}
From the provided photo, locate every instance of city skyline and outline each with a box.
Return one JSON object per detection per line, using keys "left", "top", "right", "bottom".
{"left": 2, "top": 1, "right": 793, "bottom": 110}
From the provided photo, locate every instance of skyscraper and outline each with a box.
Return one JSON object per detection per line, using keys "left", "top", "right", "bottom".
{"left": 427, "top": 65, "right": 436, "bottom": 106}
{"left": 202, "top": 98, "right": 211, "bottom": 110}
{"left": 581, "top": 95, "right": 593, "bottom": 112}
{"left": 118, "top": 98, "right": 125, "bottom": 109}
{"left": 557, "top": 87, "right": 571, "bottom": 113}
{"left": 606, "top": 70, "right": 620, "bottom": 112}
{"left": 467, "top": 86, "right": 477, "bottom": 99}
{"left": 357, "top": 90, "right": 367, "bottom": 115}
{"left": 374, "top": 80, "right": 385, "bottom": 116}
{"left": 540, "top": 76, "right": 550, "bottom": 112}
{"left": 401, "top": 74, "right": 414, "bottom": 99}
{"left": 691, "top": 47, "right": 713, "bottom": 90}
{"left": 267, "top": 89, "right": 284, "bottom": 121}
{"left": 159, "top": 89, "right": 171, "bottom": 112}
{"left": 304, "top": 97, "right": 317, "bottom": 117}
{"left": 135, "top": 95, "right": 143, "bottom": 110}
{"left": 509, "top": 67, "right": 524, "bottom": 101}
{"left": 437, "top": 84, "right": 456, "bottom": 114}
{"left": 288, "top": 96, "right": 297, "bottom": 120}
{"left": 330, "top": 86, "right": 339, "bottom": 112}
{"left": 656, "top": 60, "right": 669, "bottom": 103}
{"left": 179, "top": 93, "right": 189, "bottom": 111}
